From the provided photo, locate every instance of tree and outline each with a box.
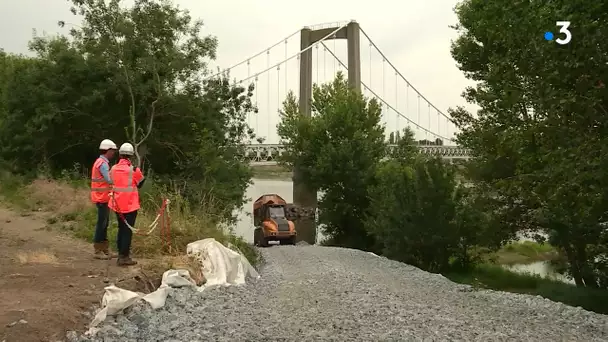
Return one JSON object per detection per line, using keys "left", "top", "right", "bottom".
{"left": 277, "top": 73, "right": 386, "bottom": 249}
{"left": 62, "top": 0, "right": 219, "bottom": 167}
{"left": 367, "top": 129, "right": 495, "bottom": 272}
{"left": 0, "top": 0, "right": 257, "bottom": 219}
{"left": 450, "top": 0, "right": 608, "bottom": 287}
{"left": 389, "top": 128, "right": 417, "bottom": 162}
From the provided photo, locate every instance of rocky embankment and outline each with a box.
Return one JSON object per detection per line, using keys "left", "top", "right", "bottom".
{"left": 73, "top": 245, "right": 608, "bottom": 341}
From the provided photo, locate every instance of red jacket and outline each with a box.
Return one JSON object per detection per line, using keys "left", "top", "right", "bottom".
{"left": 90, "top": 157, "right": 111, "bottom": 203}
{"left": 108, "top": 159, "right": 144, "bottom": 213}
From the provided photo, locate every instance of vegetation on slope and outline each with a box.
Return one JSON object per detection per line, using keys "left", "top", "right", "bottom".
{"left": 444, "top": 264, "right": 608, "bottom": 314}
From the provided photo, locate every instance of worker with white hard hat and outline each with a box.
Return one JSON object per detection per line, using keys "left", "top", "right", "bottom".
{"left": 108, "top": 142, "right": 146, "bottom": 266}
{"left": 91, "top": 139, "right": 118, "bottom": 260}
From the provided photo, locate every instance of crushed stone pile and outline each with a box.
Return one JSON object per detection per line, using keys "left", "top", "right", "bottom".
{"left": 70, "top": 246, "right": 608, "bottom": 342}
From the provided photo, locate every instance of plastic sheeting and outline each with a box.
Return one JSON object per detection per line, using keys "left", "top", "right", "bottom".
{"left": 87, "top": 238, "right": 260, "bottom": 332}
{"left": 187, "top": 239, "right": 259, "bottom": 289}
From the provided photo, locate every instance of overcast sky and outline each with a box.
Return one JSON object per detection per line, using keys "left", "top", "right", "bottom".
{"left": 0, "top": 0, "right": 476, "bottom": 144}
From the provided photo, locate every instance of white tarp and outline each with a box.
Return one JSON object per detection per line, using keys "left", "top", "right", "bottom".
{"left": 87, "top": 238, "right": 260, "bottom": 332}
{"left": 187, "top": 238, "right": 259, "bottom": 290}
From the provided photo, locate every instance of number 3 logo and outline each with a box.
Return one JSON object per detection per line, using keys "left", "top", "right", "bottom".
{"left": 556, "top": 21, "right": 572, "bottom": 45}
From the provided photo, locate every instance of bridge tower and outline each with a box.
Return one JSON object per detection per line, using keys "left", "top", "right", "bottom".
{"left": 295, "top": 21, "right": 361, "bottom": 244}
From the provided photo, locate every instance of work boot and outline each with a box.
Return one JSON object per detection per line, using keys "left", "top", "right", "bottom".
{"left": 117, "top": 255, "right": 138, "bottom": 267}
{"left": 93, "top": 243, "right": 110, "bottom": 260}
{"left": 101, "top": 240, "right": 118, "bottom": 259}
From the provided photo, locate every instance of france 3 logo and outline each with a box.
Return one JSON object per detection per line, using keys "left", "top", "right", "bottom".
{"left": 544, "top": 21, "right": 572, "bottom": 45}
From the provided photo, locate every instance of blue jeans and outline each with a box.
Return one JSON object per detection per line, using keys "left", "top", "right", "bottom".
{"left": 93, "top": 202, "right": 110, "bottom": 243}
{"left": 116, "top": 210, "right": 137, "bottom": 257}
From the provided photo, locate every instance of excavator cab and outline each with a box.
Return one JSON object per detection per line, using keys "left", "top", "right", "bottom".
{"left": 253, "top": 194, "right": 297, "bottom": 247}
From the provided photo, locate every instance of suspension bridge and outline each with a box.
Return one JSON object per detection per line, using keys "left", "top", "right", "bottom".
{"left": 208, "top": 21, "right": 469, "bottom": 243}
{"left": 207, "top": 21, "right": 471, "bottom": 167}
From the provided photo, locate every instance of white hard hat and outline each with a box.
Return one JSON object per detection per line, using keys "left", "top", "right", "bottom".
{"left": 99, "top": 139, "right": 117, "bottom": 150}
{"left": 119, "top": 142, "right": 135, "bottom": 156}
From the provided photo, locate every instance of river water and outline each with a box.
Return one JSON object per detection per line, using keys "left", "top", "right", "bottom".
{"left": 234, "top": 178, "right": 571, "bottom": 283}
{"left": 506, "top": 261, "right": 573, "bottom": 284}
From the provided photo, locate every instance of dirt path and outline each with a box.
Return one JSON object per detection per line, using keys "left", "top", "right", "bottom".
{"left": 0, "top": 207, "right": 137, "bottom": 342}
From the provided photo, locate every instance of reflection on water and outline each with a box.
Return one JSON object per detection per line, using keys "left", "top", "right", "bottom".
{"left": 505, "top": 261, "right": 573, "bottom": 284}
{"left": 510, "top": 234, "right": 575, "bottom": 283}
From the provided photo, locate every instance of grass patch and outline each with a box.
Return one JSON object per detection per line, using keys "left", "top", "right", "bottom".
{"left": 0, "top": 172, "right": 261, "bottom": 269}
{"left": 0, "top": 171, "right": 32, "bottom": 209}
{"left": 490, "top": 241, "right": 558, "bottom": 265}
{"left": 15, "top": 250, "right": 58, "bottom": 264}
{"left": 444, "top": 263, "right": 608, "bottom": 314}
{"left": 252, "top": 165, "right": 292, "bottom": 180}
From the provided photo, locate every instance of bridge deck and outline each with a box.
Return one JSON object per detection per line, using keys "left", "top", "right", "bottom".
{"left": 245, "top": 144, "right": 470, "bottom": 165}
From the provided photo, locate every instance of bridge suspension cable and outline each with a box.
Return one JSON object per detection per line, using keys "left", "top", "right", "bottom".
{"left": 320, "top": 41, "right": 453, "bottom": 142}
{"left": 234, "top": 23, "right": 349, "bottom": 85}
{"left": 203, "top": 29, "right": 301, "bottom": 81}
{"left": 207, "top": 21, "right": 458, "bottom": 144}
{"left": 359, "top": 27, "right": 452, "bottom": 123}
{"left": 219, "top": 23, "right": 348, "bottom": 143}
{"left": 205, "top": 22, "right": 352, "bottom": 84}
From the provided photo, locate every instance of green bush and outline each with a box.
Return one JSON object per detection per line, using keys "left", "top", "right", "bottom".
{"left": 366, "top": 129, "right": 498, "bottom": 272}
{"left": 495, "top": 241, "right": 557, "bottom": 265}
{"left": 277, "top": 73, "right": 386, "bottom": 249}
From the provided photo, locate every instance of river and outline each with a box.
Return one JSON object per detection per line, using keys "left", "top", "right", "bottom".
{"left": 506, "top": 261, "right": 573, "bottom": 284}
{"left": 234, "top": 178, "right": 572, "bottom": 283}
{"left": 510, "top": 235, "right": 573, "bottom": 283}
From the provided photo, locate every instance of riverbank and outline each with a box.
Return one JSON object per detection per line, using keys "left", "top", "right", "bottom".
{"left": 490, "top": 240, "right": 557, "bottom": 265}
{"left": 216, "top": 175, "right": 608, "bottom": 316}
{"left": 79, "top": 245, "right": 608, "bottom": 342}
{"left": 444, "top": 263, "right": 608, "bottom": 314}
{"left": 252, "top": 165, "right": 292, "bottom": 180}
{"left": 0, "top": 172, "right": 262, "bottom": 341}
{"left": 444, "top": 241, "right": 608, "bottom": 314}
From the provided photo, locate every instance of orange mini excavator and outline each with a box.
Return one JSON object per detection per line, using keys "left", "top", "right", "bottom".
{"left": 252, "top": 194, "right": 297, "bottom": 247}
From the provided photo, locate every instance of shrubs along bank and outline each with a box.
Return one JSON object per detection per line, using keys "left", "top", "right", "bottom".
{"left": 493, "top": 241, "right": 557, "bottom": 265}
{"left": 444, "top": 264, "right": 608, "bottom": 315}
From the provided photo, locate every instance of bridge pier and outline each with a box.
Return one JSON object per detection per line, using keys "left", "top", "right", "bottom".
{"left": 295, "top": 26, "right": 316, "bottom": 244}
{"left": 346, "top": 21, "right": 361, "bottom": 92}
{"left": 294, "top": 21, "right": 362, "bottom": 244}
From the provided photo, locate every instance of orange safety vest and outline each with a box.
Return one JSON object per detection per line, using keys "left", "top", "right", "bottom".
{"left": 108, "top": 159, "right": 143, "bottom": 214}
{"left": 90, "top": 157, "right": 111, "bottom": 203}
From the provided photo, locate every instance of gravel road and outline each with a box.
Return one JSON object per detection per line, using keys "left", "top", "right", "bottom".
{"left": 73, "top": 245, "right": 608, "bottom": 341}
